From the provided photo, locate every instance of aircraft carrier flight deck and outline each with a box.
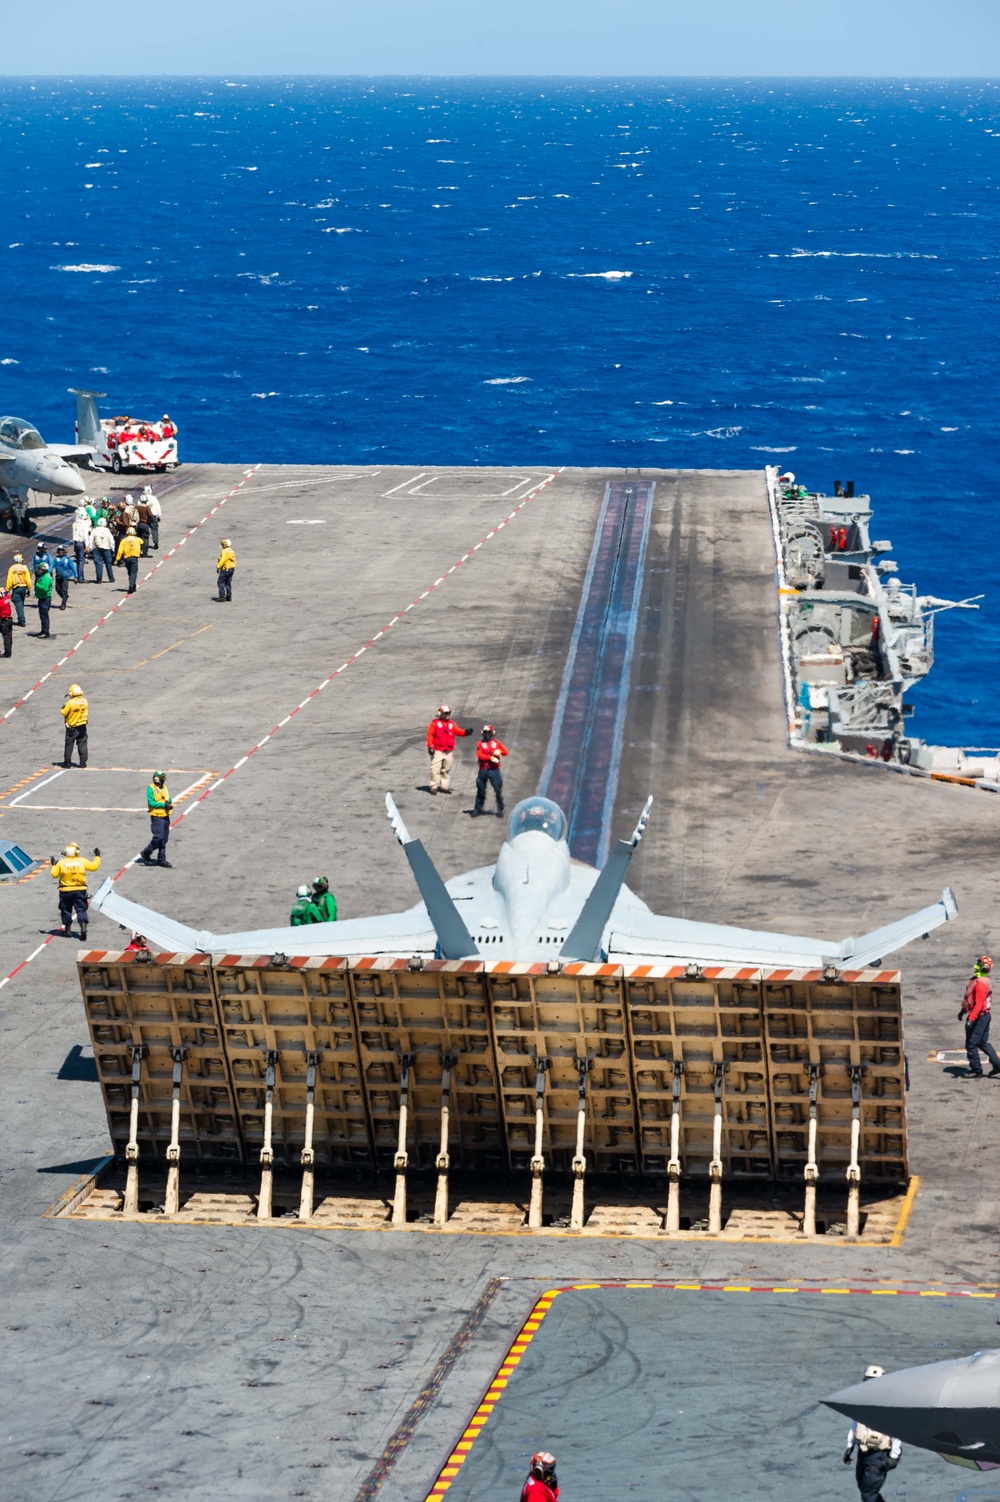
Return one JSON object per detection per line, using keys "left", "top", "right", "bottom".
{"left": 1, "top": 464, "right": 998, "bottom": 1502}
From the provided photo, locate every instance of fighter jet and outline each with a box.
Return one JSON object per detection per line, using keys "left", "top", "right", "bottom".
{"left": 824, "top": 1351, "right": 1000, "bottom": 1471}
{"left": 0, "top": 414, "right": 88, "bottom": 533}
{"left": 90, "top": 792, "right": 957, "bottom": 965}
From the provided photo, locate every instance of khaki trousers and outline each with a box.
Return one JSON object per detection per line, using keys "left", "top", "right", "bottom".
{"left": 430, "top": 749, "right": 454, "bottom": 791}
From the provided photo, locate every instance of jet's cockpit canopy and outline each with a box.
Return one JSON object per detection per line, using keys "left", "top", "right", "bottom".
{"left": 0, "top": 418, "right": 45, "bottom": 450}
{"left": 507, "top": 797, "right": 567, "bottom": 844}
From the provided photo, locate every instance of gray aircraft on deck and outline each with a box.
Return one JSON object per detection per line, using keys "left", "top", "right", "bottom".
{"left": 0, "top": 414, "right": 88, "bottom": 533}
{"left": 91, "top": 793, "right": 957, "bottom": 966}
{"left": 825, "top": 1352, "right": 1000, "bottom": 1472}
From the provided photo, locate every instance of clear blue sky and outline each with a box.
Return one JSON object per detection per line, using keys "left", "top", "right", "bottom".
{"left": 5, "top": 0, "right": 1000, "bottom": 75}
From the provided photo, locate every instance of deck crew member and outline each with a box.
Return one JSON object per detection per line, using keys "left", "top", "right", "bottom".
{"left": 59, "top": 683, "right": 89, "bottom": 767}
{"left": 0, "top": 589, "right": 12, "bottom": 658}
{"left": 139, "top": 772, "right": 173, "bottom": 867}
{"left": 161, "top": 414, "right": 176, "bottom": 440}
{"left": 53, "top": 546, "right": 77, "bottom": 610}
{"left": 216, "top": 538, "right": 235, "bottom": 601}
{"left": 291, "top": 885, "right": 322, "bottom": 925}
{"left": 31, "top": 541, "right": 52, "bottom": 580}
{"left": 34, "top": 562, "right": 53, "bottom": 637}
{"left": 115, "top": 525, "right": 143, "bottom": 594}
{"left": 959, "top": 954, "right": 999, "bottom": 1079}
{"left": 311, "top": 875, "right": 337, "bottom": 922}
{"left": 426, "top": 705, "right": 472, "bottom": 794}
{"left": 71, "top": 506, "right": 92, "bottom": 581}
{"left": 135, "top": 496, "right": 153, "bottom": 556}
{"left": 521, "top": 1452, "right": 559, "bottom": 1502}
{"left": 843, "top": 1367, "right": 901, "bottom": 1502}
{"left": 5, "top": 553, "right": 31, "bottom": 626}
{"left": 91, "top": 517, "right": 116, "bottom": 584}
{"left": 142, "top": 485, "right": 161, "bottom": 549}
{"left": 473, "top": 725, "right": 508, "bottom": 817}
{"left": 50, "top": 842, "right": 100, "bottom": 941}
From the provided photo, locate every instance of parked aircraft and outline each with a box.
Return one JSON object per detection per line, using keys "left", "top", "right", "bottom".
{"left": 824, "top": 1352, "right": 1000, "bottom": 1471}
{"left": 91, "top": 793, "right": 957, "bottom": 965}
{"left": 0, "top": 415, "right": 87, "bottom": 532}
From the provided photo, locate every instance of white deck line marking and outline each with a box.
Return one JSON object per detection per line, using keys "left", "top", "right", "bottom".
{"left": 173, "top": 774, "right": 211, "bottom": 803}
{"left": 383, "top": 473, "right": 426, "bottom": 495}
{"left": 95, "top": 468, "right": 561, "bottom": 895}
{"left": 8, "top": 769, "right": 65, "bottom": 806}
{"left": 0, "top": 465, "right": 261, "bottom": 728}
{"left": 406, "top": 476, "right": 441, "bottom": 494}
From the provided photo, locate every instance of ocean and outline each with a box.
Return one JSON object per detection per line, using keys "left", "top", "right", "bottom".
{"left": 0, "top": 76, "right": 996, "bottom": 746}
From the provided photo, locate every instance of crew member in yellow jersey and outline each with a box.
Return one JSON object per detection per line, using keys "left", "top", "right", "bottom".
{"left": 216, "top": 538, "right": 235, "bottom": 601}
{"left": 59, "top": 683, "right": 89, "bottom": 768}
{"left": 50, "top": 841, "right": 100, "bottom": 940}
{"left": 114, "top": 525, "right": 143, "bottom": 594}
{"left": 139, "top": 771, "right": 174, "bottom": 868}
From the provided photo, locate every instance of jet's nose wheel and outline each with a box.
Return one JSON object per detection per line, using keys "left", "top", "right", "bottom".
{"left": 111, "top": 454, "right": 122, "bottom": 474}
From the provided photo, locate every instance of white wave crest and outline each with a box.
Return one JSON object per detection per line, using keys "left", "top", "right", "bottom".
{"left": 567, "top": 270, "right": 632, "bottom": 280}
{"left": 484, "top": 376, "right": 531, "bottom": 385}
{"left": 53, "top": 263, "right": 120, "bottom": 273}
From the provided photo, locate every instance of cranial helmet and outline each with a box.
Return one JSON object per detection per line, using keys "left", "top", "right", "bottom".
{"left": 152, "top": 771, "right": 166, "bottom": 786}
{"left": 63, "top": 842, "right": 80, "bottom": 857}
{"left": 864, "top": 1365, "right": 885, "bottom": 1380}
{"left": 482, "top": 725, "right": 494, "bottom": 736}
{"left": 530, "top": 1453, "right": 556, "bottom": 1483}
{"left": 69, "top": 684, "right": 82, "bottom": 696}
{"left": 296, "top": 885, "right": 309, "bottom": 898}
{"left": 438, "top": 704, "right": 450, "bottom": 716}
{"left": 976, "top": 955, "right": 993, "bottom": 974}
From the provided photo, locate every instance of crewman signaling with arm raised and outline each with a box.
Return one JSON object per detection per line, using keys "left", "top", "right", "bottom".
{"left": 216, "top": 539, "right": 235, "bottom": 601}
{"left": 139, "top": 772, "right": 173, "bottom": 868}
{"left": 59, "top": 684, "right": 89, "bottom": 767}
{"left": 959, "top": 954, "right": 999, "bottom": 1079}
{"left": 426, "top": 704, "right": 472, "bottom": 795}
{"left": 473, "top": 724, "right": 508, "bottom": 818}
{"left": 50, "top": 842, "right": 100, "bottom": 941}
{"left": 312, "top": 876, "right": 337, "bottom": 922}
{"left": 843, "top": 1366, "right": 901, "bottom": 1502}
{"left": 521, "top": 1451, "right": 559, "bottom": 1502}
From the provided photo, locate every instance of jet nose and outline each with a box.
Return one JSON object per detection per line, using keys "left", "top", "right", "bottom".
{"left": 49, "top": 462, "right": 87, "bottom": 496}
{"left": 824, "top": 1362, "right": 953, "bottom": 1424}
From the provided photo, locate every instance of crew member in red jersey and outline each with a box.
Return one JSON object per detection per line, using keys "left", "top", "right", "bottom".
{"left": 959, "top": 955, "right": 1000, "bottom": 1079}
{"left": 426, "top": 704, "right": 472, "bottom": 795}
{"left": 473, "top": 724, "right": 508, "bottom": 818}
{"left": 521, "top": 1451, "right": 558, "bottom": 1502}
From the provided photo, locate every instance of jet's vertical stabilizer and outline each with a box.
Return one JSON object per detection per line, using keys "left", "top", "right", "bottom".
{"left": 385, "top": 794, "right": 480, "bottom": 960}
{"left": 560, "top": 796, "right": 652, "bottom": 961}
{"left": 68, "top": 388, "right": 106, "bottom": 450}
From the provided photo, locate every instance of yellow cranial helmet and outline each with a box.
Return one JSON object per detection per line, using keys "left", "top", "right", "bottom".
{"left": 63, "top": 842, "right": 80, "bottom": 857}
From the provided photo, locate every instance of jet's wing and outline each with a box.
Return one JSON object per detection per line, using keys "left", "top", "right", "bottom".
{"left": 47, "top": 444, "right": 96, "bottom": 463}
{"left": 606, "top": 887, "right": 957, "bottom": 969}
{"left": 90, "top": 878, "right": 438, "bottom": 957}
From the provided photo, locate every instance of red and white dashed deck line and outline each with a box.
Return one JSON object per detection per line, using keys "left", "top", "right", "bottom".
{"left": 2, "top": 469, "right": 561, "bottom": 991}
{"left": 0, "top": 466, "right": 260, "bottom": 729}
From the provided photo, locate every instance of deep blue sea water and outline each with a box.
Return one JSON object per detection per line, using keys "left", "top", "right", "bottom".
{"left": 1, "top": 77, "right": 997, "bottom": 745}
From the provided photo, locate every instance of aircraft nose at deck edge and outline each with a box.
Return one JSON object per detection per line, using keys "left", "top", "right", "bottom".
{"left": 821, "top": 1354, "right": 1000, "bottom": 1460}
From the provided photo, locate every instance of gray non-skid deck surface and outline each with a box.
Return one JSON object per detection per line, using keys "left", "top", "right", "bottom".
{"left": 443, "top": 1287, "right": 1000, "bottom": 1502}
{"left": 0, "top": 464, "right": 999, "bottom": 1501}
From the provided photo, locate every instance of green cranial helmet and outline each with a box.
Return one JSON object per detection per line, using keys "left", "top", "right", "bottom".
{"left": 152, "top": 771, "right": 166, "bottom": 786}
{"left": 314, "top": 876, "right": 329, "bottom": 894}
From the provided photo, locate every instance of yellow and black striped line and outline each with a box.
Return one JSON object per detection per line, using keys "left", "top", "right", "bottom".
{"left": 423, "top": 1279, "right": 1000, "bottom": 1499}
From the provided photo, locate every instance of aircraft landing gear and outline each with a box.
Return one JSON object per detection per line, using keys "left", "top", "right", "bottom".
{"left": 111, "top": 453, "right": 122, "bottom": 474}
